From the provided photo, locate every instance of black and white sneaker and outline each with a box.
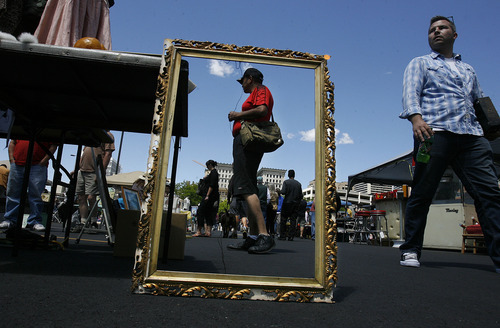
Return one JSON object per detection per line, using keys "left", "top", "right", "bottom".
{"left": 32, "top": 223, "right": 45, "bottom": 232}
{"left": 248, "top": 234, "right": 275, "bottom": 254}
{"left": 400, "top": 252, "right": 420, "bottom": 267}
{"left": 227, "top": 237, "right": 255, "bottom": 251}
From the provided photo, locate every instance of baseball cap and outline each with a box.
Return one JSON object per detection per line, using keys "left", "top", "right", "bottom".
{"left": 237, "top": 68, "right": 264, "bottom": 84}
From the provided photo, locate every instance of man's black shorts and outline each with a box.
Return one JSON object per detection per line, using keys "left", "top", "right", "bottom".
{"left": 232, "top": 134, "right": 264, "bottom": 196}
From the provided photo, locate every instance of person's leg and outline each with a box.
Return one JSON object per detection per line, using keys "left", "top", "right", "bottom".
{"left": 400, "top": 133, "right": 451, "bottom": 259}
{"left": 87, "top": 194, "right": 97, "bottom": 225}
{"left": 85, "top": 172, "right": 99, "bottom": 224}
{"left": 261, "top": 203, "right": 268, "bottom": 234}
{"left": 279, "top": 209, "right": 289, "bottom": 240}
{"left": 229, "top": 135, "right": 273, "bottom": 252}
{"left": 26, "top": 164, "right": 47, "bottom": 227}
{"left": 288, "top": 205, "right": 298, "bottom": 241}
{"left": 275, "top": 212, "right": 281, "bottom": 236}
{"left": 310, "top": 211, "right": 316, "bottom": 239}
{"left": 2, "top": 164, "right": 24, "bottom": 225}
{"left": 243, "top": 194, "right": 267, "bottom": 236}
{"left": 270, "top": 210, "right": 276, "bottom": 235}
{"left": 78, "top": 194, "right": 89, "bottom": 223}
{"left": 204, "top": 199, "right": 216, "bottom": 237}
{"left": 452, "top": 135, "right": 500, "bottom": 269}
{"left": 194, "top": 200, "right": 206, "bottom": 236}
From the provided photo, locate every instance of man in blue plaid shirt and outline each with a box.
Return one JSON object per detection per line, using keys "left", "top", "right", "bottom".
{"left": 399, "top": 16, "right": 500, "bottom": 273}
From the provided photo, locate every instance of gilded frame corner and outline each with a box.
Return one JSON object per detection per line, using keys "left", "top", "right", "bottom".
{"left": 131, "top": 39, "right": 337, "bottom": 303}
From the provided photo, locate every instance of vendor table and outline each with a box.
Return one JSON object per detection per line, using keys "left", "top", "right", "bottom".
{"left": 0, "top": 39, "right": 162, "bottom": 253}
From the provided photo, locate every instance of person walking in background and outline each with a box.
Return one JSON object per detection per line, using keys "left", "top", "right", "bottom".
{"left": 309, "top": 199, "right": 316, "bottom": 240}
{"left": 193, "top": 160, "right": 219, "bottom": 237}
{"left": 399, "top": 16, "right": 500, "bottom": 273}
{"left": 75, "top": 131, "right": 114, "bottom": 228}
{"left": 0, "top": 140, "right": 57, "bottom": 232}
{"left": 266, "top": 184, "right": 279, "bottom": 236}
{"left": 256, "top": 176, "right": 269, "bottom": 227}
{"left": 297, "top": 197, "right": 307, "bottom": 239}
{"left": 227, "top": 68, "right": 275, "bottom": 254}
{"left": 279, "top": 169, "right": 302, "bottom": 241}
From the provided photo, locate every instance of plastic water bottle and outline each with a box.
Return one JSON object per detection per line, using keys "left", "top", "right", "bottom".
{"left": 416, "top": 136, "right": 434, "bottom": 163}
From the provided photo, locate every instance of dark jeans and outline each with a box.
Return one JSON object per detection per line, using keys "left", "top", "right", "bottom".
{"left": 280, "top": 202, "right": 298, "bottom": 239}
{"left": 266, "top": 206, "right": 277, "bottom": 235}
{"left": 401, "top": 132, "right": 500, "bottom": 268}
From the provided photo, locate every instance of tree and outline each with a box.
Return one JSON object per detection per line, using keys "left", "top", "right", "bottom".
{"left": 218, "top": 199, "right": 229, "bottom": 213}
{"left": 175, "top": 180, "right": 202, "bottom": 206}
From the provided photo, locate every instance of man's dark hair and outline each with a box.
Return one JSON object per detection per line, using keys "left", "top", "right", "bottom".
{"left": 288, "top": 169, "right": 295, "bottom": 178}
{"left": 430, "top": 16, "right": 456, "bottom": 33}
{"left": 206, "top": 159, "right": 217, "bottom": 168}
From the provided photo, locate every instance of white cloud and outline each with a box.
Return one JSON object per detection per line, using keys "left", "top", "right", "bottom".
{"left": 287, "top": 133, "right": 295, "bottom": 139}
{"left": 208, "top": 60, "right": 234, "bottom": 77}
{"left": 299, "top": 129, "right": 315, "bottom": 142}
{"left": 241, "top": 63, "right": 253, "bottom": 71}
{"left": 335, "top": 128, "right": 354, "bottom": 145}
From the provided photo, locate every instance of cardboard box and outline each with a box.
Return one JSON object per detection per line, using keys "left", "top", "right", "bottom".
{"left": 113, "top": 209, "right": 186, "bottom": 259}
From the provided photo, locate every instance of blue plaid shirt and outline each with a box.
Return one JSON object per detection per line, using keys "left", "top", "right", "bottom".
{"left": 400, "top": 51, "right": 484, "bottom": 136}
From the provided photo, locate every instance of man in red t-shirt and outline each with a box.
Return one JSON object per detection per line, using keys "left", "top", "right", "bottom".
{"left": 0, "top": 140, "right": 57, "bottom": 231}
{"left": 227, "top": 68, "right": 275, "bottom": 254}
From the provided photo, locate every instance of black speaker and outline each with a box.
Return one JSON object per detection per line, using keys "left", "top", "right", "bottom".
{"left": 172, "top": 60, "right": 189, "bottom": 137}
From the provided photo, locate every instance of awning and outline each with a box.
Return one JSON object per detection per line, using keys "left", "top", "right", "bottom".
{"left": 106, "top": 171, "right": 144, "bottom": 187}
{"left": 347, "top": 151, "right": 414, "bottom": 194}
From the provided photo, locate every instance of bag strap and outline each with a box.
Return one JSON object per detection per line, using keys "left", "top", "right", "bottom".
{"left": 240, "top": 111, "right": 275, "bottom": 124}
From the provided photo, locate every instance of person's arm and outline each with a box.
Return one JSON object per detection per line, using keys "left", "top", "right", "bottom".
{"left": 409, "top": 114, "right": 433, "bottom": 142}
{"left": 205, "top": 186, "right": 213, "bottom": 200}
{"left": 39, "top": 144, "right": 58, "bottom": 166}
{"left": 228, "top": 105, "right": 268, "bottom": 122}
{"left": 102, "top": 150, "right": 113, "bottom": 168}
{"left": 8, "top": 140, "right": 15, "bottom": 163}
{"left": 279, "top": 182, "right": 287, "bottom": 196}
{"left": 469, "top": 64, "right": 484, "bottom": 102}
{"left": 400, "top": 58, "right": 433, "bottom": 142}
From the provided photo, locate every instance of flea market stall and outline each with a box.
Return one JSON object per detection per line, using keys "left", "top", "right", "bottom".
{"left": 346, "top": 150, "right": 500, "bottom": 250}
{"left": 0, "top": 39, "right": 162, "bottom": 249}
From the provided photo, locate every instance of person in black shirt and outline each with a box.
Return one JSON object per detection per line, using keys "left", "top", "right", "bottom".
{"left": 193, "top": 160, "right": 219, "bottom": 237}
{"left": 279, "top": 170, "right": 303, "bottom": 241}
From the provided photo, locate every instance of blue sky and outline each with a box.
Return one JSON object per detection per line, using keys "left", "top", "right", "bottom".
{"left": 2, "top": 0, "right": 500, "bottom": 185}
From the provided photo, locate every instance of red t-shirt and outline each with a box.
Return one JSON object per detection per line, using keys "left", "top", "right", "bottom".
{"left": 232, "top": 85, "right": 274, "bottom": 137}
{"left": 13, "top": 140, "right": 54, "bottom": 166}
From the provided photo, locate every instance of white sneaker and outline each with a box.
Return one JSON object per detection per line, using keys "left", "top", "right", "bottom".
{"left": 0, "top": 220, "right": 12, "bottom": 229}
{"left": 400, "top": 252, "right": 420, "bottom": 267}
{"left": 33, "top": 223, "right": 45, "bottom": 232}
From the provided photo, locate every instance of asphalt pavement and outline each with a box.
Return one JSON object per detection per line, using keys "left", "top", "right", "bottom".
{"left": 1, "top": 225, "right": 499, "bottom": 327}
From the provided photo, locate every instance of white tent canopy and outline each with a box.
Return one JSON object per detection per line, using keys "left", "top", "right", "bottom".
{"left": 106, "top": 171, "right": 144, "bottom": 187}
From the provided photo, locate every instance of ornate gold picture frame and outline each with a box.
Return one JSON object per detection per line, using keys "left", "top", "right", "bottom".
{"left": 131, "top": 39, "right": 337, "bottom": 303}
